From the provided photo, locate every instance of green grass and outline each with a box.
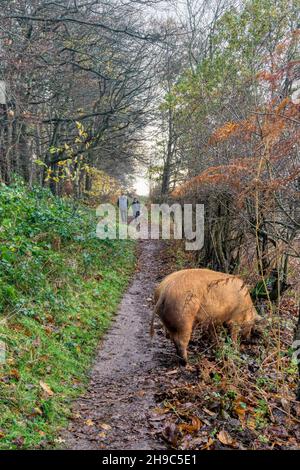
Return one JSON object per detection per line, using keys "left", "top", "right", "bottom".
{"left": 0, "top": 181, "right": 136, "bottom": 449}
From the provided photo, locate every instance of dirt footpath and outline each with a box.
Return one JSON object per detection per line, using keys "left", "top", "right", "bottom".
{"left": 63, "top": 240, "right": 174, "bottom": 450}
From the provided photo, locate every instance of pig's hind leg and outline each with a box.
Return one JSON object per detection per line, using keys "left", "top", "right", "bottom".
{"left": 162, "top": 296, "right": 198, "bottom": 365}
{"left": 172, "top": 317, "right": 195, "bottom": 366}
{"left": 173, "top": 298, "right": 201, "bottom": 365}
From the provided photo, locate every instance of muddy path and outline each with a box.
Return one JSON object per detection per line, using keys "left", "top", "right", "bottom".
{"left": 63, "top": 239, "right": 176, "bottom": 450}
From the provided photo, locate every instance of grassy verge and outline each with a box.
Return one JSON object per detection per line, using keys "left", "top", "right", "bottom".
{"left": 0, "top": 181, "right": 136, "bottom": 449}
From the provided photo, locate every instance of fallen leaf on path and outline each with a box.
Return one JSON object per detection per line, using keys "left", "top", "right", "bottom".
{"left": 39, "top": 381, "right": 54, "bottom": 396}
{"left": 85, "top": 419, "right": 95, "bottom": 426}
{"left": 233, "top": 400, "right": 247, "bottom": 423}
{"left": 217, "top": 429, "right": 236, "bottom": 447}
{"left": 203, "top": 407, "right": 216, "bottom": 417}
{"left": 152, "top": 407, "right": 170, "bottom": 415}
{"left": 100, "top": 423, "right": 111, "bottom": 431}
{"left": 201, "top": 437, "right": 214, "bottom": 450}
{"left": 247, "top": 416, "right": 256, "bottom": 430}
{"left": 165, "top": 369, "right": 179, "bottom": 375}
{"left": 179, "top": 416, "right": 202, "bottom": 433}
{"left": 280, "top": 398, "right": 290, "bottom": 413}
{"left": 98, "top": 432, "right": 106, "bottom": 438}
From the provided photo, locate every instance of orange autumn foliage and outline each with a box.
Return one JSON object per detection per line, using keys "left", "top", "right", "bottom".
{"left": 209, "top": 119, "right": 257, "bottom": 145}
{"left": 172, "top": 163, "right": 249, "bottom": 197}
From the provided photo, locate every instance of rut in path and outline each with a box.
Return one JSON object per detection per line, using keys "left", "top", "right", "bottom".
{"left": 63, "top": 239, "right": 174, "bottom": 450}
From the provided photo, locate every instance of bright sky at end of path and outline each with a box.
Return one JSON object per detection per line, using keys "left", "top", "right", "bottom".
{"left": 134, "top": 176, "right": 149, "bottom": 196}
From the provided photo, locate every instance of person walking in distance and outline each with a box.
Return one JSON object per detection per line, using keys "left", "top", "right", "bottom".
{"left": 131, "top": 197, "right": 141, "bottom": 219}
{"left": 118, "top": 194, "right": 128, "bottom": 223}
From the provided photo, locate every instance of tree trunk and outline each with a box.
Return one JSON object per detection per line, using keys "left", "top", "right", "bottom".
{"left": 161, "top": 106, "right": 173, "bottom": 196}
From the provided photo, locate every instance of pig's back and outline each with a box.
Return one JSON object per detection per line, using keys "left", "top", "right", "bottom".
{"left": 156, "top": 268, "right": 236, "bottom": 297}
{"left": 156, "top": 269, "right": 250, "bottom": 322}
